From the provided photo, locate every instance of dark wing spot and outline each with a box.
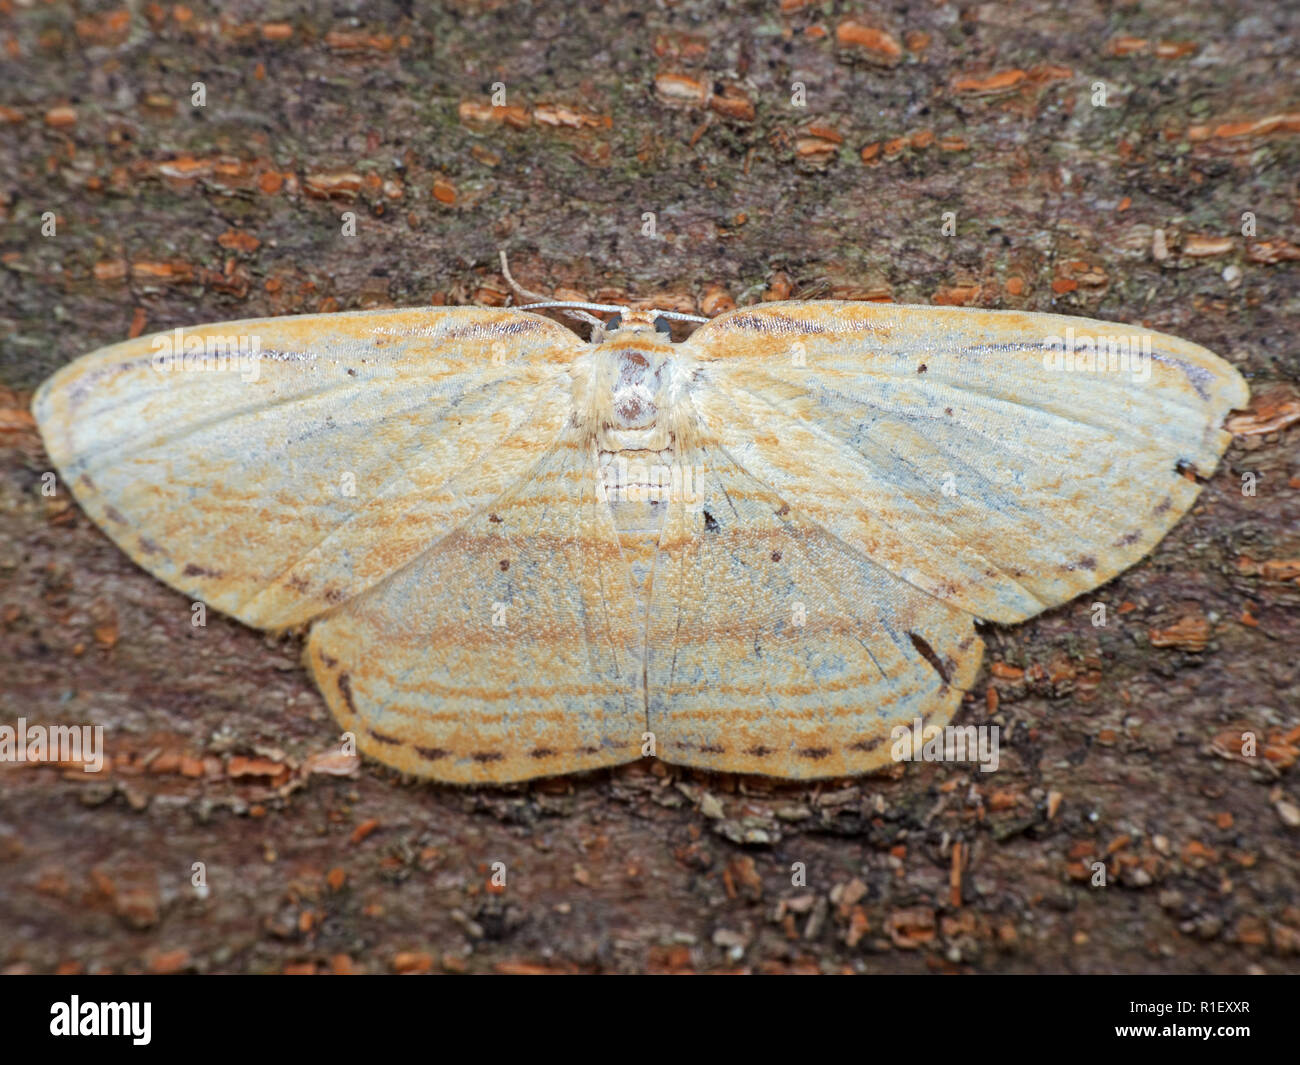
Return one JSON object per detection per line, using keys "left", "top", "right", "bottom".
{"left": 917, "top": 363, "right": 928, "bottom": 374}
{"left": 771, "top": 550, "right": 782, "bottom": 562}
{"left": 471, "top": 751, "right": 504, "bottom": 763}
{"left": 529, "top": 748, "right": 557, "bottom": 759}
{"left": 698, "top": 744, "right": 726, "bottom": 754}
{"left": 368, "top": 729, "right": 402, "bottom": 745}
{"left": 138, "top": 537, "right": 160, "bottom": 555}
{"left": 908, "top": 632, "right": 951, "bottom": 685}
{"left": 337, "top": 673, "right": 357, "bottom": 714}
{"left": 849, "top": 738, "right": 885, "bottom": 753}
{"left": 1114, "top": 530, "right": 1141, "bottom": 547}
{"left": 324, "top": 586, "right": 346, "bottom": 603}
{"left": 499, "top": 559, "right": 510, "bottom": 571}
{"left": 183, "top": 563, "right": 222, "bottom": 578}
{"left": 703, "top": 510, "right": 719, "bottom": 532}
{"left": 721, "top": 312, "right": 828, "bottom": 335}
{"left": 319, "top": 652, "right": 338, "bottom": 669}
{"left": 1154, "top": 496, "right": 1173, "bottom": 515}
{"left": 797, "top": 747, "right": 831, "bottom": 760}
{"left": 415, "top": 746, "right": 449, "bottom": 761}
{"left": 77, "top": 474, "right": 95, "bottom": 491}
{"left": 488, "top": 513, "right": 503, "bottom": 523}
{"left": 776, "top": 503, "right": 790, "bottom": 517}
{"left": 346, "top": 368, "right": 357, "bottom": 376}
{"left": 104, "top": 506, "right": 128, "bottom": 525}
{"left": 746, "top": 746, "right": 772, "bottom": 757}
{"left": 944, "top": 407, "right": 954, "bottom": 416}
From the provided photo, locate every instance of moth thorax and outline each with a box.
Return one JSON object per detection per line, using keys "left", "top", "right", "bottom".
{"left": 610, "top": 349, "right": 660, "bottom": 431}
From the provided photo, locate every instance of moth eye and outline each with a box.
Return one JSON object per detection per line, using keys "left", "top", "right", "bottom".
{"left": 606, "top": 314, "right": 622, "bottom": 332}
{"left": 654, "top": 315, "right": 672, "bottom": 335}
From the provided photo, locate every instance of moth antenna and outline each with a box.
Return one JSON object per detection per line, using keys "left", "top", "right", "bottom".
{"left": 650, "top": 309, "right": 710, "bottom": 324}
{"left": 498, "top": 250, "right": 549, "bottom": 305}
{"left": 499, "top": 251, "right": 611, "bottom": 331}
{"left": 558, "top": 308, "right": 605, "bottom": 329}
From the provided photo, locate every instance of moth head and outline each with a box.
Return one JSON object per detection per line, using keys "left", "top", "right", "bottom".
{"left": 596, "top": 308, "right": 706, "bottom": 344}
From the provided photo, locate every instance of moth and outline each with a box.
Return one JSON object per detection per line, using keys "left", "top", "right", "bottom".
{"left": 33, "top": 283, "right": 1248, "bottom": 784}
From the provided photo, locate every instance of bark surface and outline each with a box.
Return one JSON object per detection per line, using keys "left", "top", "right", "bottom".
{"left": 0, "top": 1, "right": 1297, "bottom": 973}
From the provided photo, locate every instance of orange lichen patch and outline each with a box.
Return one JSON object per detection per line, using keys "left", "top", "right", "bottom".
{"left": 709, "top": 84, "right": 755, "bottom": 122}
{"left": 952, "top": 65, "right": 1072, "bottom": 96}
{"left": 533, "top": 103, "right": 611, "bottom": 129}
{"left": 701, "top": 285, "right": 736, "bottom": 317}
{"left": 1181, "top": 234, "right": 1234, "bottom": 258}
{"left": 1246, "top": 239, "right": 1300, "bottom": 264}
{"left": 324, "top": 30, "right": 395, "bottom": 55}
{"left": 1107, "top": 35, "right": 1149, "bottom": 56}
{"left": 457, "top": 100, "right": 532, "bottom": 129}
{"left": 938, "top": 136, "right": 969, "bottom": 151}
{"left": 1236, "top": 556, "right": 1300, "bottom": 583}
{"left": 303, "top": 171, "right": 363, "bottom": 200}
{"left": 860, "top": 142, "right": 880, "bottom": 163}
{"left": 326, "top": 867, "right": 346, "bottom": 892}
{"left": 910, "top": 129, "right": 935, "bottom": 150}
{"left": 952, "top": 69, "right": 1026, "bottom": 95}
{"left": 350, "top": 818, "right": 380, "bottom": 845}
{"left": 991, "top": 661, "right": 1024, "bottom": 680}
{"left": 763, "top": 272, "right": 793, "bottom": 301}
{"left": 932, "top": 284, "right": 981, "bottom": 306}
{"left": 0, "top": 105, "right": 24, "bottom": 124}
{"left": 835, "top": 20, "right": 902, "bottom": 65}
{"left": 1204, "top": 113, "right": 1300, "bottom": 141}
{"left": 905, "top": 30, "right": 931, "bottom": 54}
{"left": 886, "top": 907, "right": 936, "bottom": 948}
{"left": 0, "top": 399, "right": 37, "bottom": 432}
{"left": 152, "top": 155, "right": 211, "bottom": 183}
{"left": 74, "top": 9, "right": 130, "bottom": 44}
{"left": 392, "top": 952, "right": 433, "bottom": 974}
{"left": 1148, "top": 614, "right": 1211, "bottom": 652}
{"left": 44, "top": 106, "right": 77, "bottom": 128}
{"left": 989, "top": 789, "right": 1021, "bottom": 811}
{"left": 1107, "top": 37, "right": 1198, "bottom": 58}
{"left": 129, "top": 260, "right": 194, "bottom": 284}
{"left": 794, "top": 124, "right": 843, "bottom": 166}
{"left": 1055, "top": 260, "right": 1109, "bottom": 287}
{"left": 1005, "top": 276, "right": 1025, "bottom": 296}
{"left": 226, "top": 755, "right": 290, "bottom": 783}
{"left": 1226, "top": 389, "right": 1300, "bottom": 436}
{"left": 629, "top": 292, "right": 697, "bottom": 315}
{"left": 431, "top": 177, "right": 457, "bottom": 205}
{"left": 217, "top": 229, "right": 260, "bottom": 253}
{"left": 1030, "top": 64, "right": 1074, "bottom": 84}
{"left": 147, "top": 948, "right": 190, "bottom": 974}
{"left": 261, "top": 21, "right": 293, "bottom": 40}
{"left": 654, "top": 72, "right": 710, "bottom": 108}
{"left": 651, "top": 30, "right": 710, "bottom": 62}
{"left": 139, "top": 92, "right": 177, "bottom": 117}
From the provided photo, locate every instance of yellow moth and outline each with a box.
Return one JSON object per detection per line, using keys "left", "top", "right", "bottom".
{"left": 32, "top": 285, "right": 1248, "bottom": 784}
